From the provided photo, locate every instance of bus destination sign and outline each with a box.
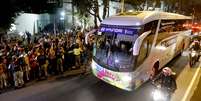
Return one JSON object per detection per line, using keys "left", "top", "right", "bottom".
{"left": 99, "top": 27, "right": 136, "bottom": 35}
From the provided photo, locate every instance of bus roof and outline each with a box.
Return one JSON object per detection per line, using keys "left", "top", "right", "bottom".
{"left": 101, "top": 11, "right": 192, "bottom": 26}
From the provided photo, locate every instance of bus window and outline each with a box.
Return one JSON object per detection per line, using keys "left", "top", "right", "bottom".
{"left": 94, "top": 31, "right": 140, "bottom": 72}
{"left": 156, "top": 20, "right": 177, "bottom": 45}
{"left": 173, "top": 20, "right": 190, "bottom": 31}
{"left": 133, "top": 21, "right": 157, "bottom": 68}
{"left": 161, "top": 37, "right": 177, "bottom": 47}
{"left": 144, "top": 20, "right": 158, "bottom": 34}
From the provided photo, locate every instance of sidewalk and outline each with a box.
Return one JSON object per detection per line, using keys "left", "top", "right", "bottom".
{"left": 0, "top": 65, "right": 90, "bottom": 94}
{"left": 171, "top": 58, "right": 201, "bottom": 101}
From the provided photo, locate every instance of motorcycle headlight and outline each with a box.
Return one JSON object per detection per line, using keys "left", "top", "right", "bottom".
{"left": 152, "top": 89, "right": 166, "bottom": 101}
{"left": 191, "top": 51, "right": 197, "bottom": 57}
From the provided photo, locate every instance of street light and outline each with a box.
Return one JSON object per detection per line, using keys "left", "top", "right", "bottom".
{"left": 60, "top": 11, "right": 65, "bottom": 17}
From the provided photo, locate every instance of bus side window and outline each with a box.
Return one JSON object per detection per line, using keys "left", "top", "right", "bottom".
{"left": 161, "top": 37, "right": 177, "bottom": 47}
{"left": 136, "top": 34, "right": 153, "bottom": 67}
{"left": 144, "top": 20, "right": 158, "bottom": 33}
{"left": 161, "top": 41, "right": 166, "bottom": 47}
{"left": 136, "top": 39, "right": 148, "bottom": 67}
{"left": 135, "top": 20, "right": 158, "bottom": 68}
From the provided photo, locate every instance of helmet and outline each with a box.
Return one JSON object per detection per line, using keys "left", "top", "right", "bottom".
{"left": 162, "top": 67, "right": 172, "bottom": 76}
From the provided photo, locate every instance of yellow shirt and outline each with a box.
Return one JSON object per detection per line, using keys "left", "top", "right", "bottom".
{"left": 24, "top": 55, "right": 29, "bottom": 65}
{"left": 73, "top": 48, "right": 82, "bottom": 56}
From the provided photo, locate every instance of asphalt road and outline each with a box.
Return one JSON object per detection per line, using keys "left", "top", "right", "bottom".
{"left": 190, "top": 72, "right": 201, "bottom": 101}
{"left": 0, "top": 55, "right": 189, "bottom": 101}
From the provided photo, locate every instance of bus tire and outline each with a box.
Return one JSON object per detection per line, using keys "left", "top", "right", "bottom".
{"left": 149, "top": 61, "right": 159, "bottom": 80}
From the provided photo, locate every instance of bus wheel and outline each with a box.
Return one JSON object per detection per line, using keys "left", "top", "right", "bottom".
{"left": 149, "top": 61, "right": 159, "bottom": 80}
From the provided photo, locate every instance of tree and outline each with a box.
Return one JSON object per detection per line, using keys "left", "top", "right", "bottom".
{"left": 0, "top": 0, "right": 61, "bottom": 32}
{"left": 102, "top": 0, "right": 110, "bottom": 19}
{"left": 124, "top": 0, "right": 146, "bottom": 10}
{"left": 0, "top": 0, "right": 21, "bottom": 32}
{"left": 73, "top": 0, "right": 102, "bottom": 28}
{"left": 75, "top": 12, "right": 91, "bottom": 30}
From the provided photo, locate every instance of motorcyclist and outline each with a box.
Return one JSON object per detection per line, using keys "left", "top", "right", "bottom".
{"left": 153, "top": 67, "right": 177, "bottom": 92}
{"left": 189, "top": 38, "right": 201, "bottom": 66}
{"left": 190, "top": 38, "right": 200, "bottom": 51}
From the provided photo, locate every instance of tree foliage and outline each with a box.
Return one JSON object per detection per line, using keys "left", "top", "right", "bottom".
{"left": 124, "top": 0, "right": 201, "bottom": 18}
{"left": 0, "top": 0, "right": 21, "bottom": 31}
{"left": 72, "top": 0, "right": 102, "bottom": 28}
{"left": 102, "top": 0, "right": 109, "bottom": 19}
{"left": 124, "top": 0, "right": 146, "bottom": 10}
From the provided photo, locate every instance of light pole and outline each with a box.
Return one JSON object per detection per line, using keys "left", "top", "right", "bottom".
{"left": 192, "top": 8, "right": 195, "bottom": 24}
{"left": 60, "top": 10, "right": 65, "bottom": 32}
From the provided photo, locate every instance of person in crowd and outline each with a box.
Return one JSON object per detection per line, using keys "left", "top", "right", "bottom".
{"left": 0, "top": 58, "right": 7, "bottom": 92}
{"left": 7, "top": 58, "right": 15, "bottom": 87}
{"left": 29, "top": 52, "right": 38, "bottom": 80}
{"left": 56, "top": 46, "right": 64, "bottom": 74}
{"left": 13, "top": 56, "right": 24, "bottom": 88}
{"left": 73, "top": 43, "right": 83, "bottom": 68}
{"left": 37, "top": 50, "right": 48, "bottom": 79}
{"left": 24, "top": 53, "right": 31, "bottom": 81}
{"left": 48, "top": 46, "right": 56, "bottom": 75}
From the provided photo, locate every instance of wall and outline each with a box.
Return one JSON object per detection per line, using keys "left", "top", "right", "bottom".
{"left": 14, "top": 13, "right": 51, "bottom": 35}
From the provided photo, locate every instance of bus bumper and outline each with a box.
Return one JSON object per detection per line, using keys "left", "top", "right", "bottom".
{"left": 91, "top": 60, "right": 134, "bottom": 91}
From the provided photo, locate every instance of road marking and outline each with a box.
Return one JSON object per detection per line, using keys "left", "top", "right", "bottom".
{"left": 181, "top": 63, "right": 201, "bottom": 101}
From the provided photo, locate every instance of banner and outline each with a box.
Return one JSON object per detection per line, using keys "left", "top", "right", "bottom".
{"left": 99, "top": 26, "right": 137, "bottom": 35}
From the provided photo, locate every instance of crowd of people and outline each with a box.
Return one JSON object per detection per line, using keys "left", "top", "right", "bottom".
{"left": 0, "top": 29, "right": 95, "bottom": 93}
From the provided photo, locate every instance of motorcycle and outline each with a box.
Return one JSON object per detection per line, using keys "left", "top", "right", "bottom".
{"left": 189, "top": 50, "right": 200, "bottom": 67}
{"left": 151, "top": 70, "right": 176, "bottom": 101}
{"left": 151, "top": 81, "right": 174, "bottom": 101}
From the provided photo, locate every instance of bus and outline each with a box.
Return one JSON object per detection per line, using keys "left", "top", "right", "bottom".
{"left": 91, "top": 11, "right": 192, "bottom": 91}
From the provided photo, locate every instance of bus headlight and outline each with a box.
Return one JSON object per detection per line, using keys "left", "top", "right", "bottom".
{"left": 91, "top": 60, "right": 96, "bottom": 69}
{"left": 115, "top": 59, "right": 119, "bottom": 63}
{"left": 121, "top": 75, "right": 132, "bottom": 82}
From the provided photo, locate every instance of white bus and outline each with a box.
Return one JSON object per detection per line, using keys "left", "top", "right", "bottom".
{"left": 91, "top": 11, "right": 192, "bottom": 91}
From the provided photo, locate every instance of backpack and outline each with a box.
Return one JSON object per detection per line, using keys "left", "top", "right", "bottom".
{"left": 18, "top": 57, "right": 25, "bottom": 66}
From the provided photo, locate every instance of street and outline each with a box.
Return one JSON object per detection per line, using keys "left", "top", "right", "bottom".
{"left": 0, "top": 54, "right": 197, "bottom": 101}
{"left": 191, "top": 76, "right": 201, "bottom": 101}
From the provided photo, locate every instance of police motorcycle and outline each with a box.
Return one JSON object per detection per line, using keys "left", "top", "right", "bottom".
{"left": 151, "top": 67, "right": 177, "bottom": 101}
{"left": 189, "top": 39, "right": 200, "bottom": 67}
{"left": 189, "top": 49, "right": 199, "bottom": 67}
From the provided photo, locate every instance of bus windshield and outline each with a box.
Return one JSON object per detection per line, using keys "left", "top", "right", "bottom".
{"left": 93, "top": 30, "right": 139, "bottom": 72}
